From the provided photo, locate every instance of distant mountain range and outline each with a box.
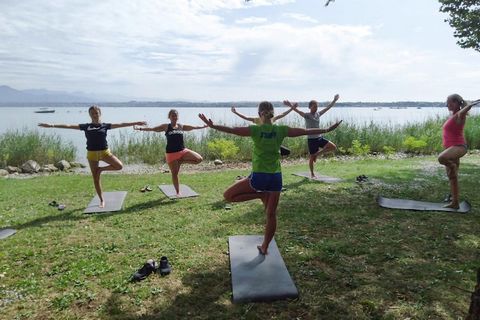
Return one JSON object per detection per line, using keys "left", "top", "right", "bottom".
{"left": 0, "top": 85, "right": 97, "bottom": 103}
{"left": 0, "top": 85, "right": 444, "bottom": 107}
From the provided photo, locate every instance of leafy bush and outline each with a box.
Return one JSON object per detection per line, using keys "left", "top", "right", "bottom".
{"left": 402, "top": 136, "right": 428, "bottom": 153}
{"left": 347, "top": 139, "right": 371, "bottom": 156}
{"left": 206, "top": 138, "right": 239, "bottom": 160}
{"left": 382, "top": 145, "right": 396, "bottom": 157}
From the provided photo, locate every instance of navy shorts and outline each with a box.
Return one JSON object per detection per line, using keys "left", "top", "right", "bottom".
{"left": 307, "top": 137, "right": 330, "bottom": 155}
{"left": 249, "top": 172, "right": 283, "bottom": 192}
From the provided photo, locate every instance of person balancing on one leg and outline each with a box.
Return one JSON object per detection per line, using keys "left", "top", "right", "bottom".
{"left": 199, "top": 101, "right": 342, "bottom": 254}
{"left": 231, "top": 104, "right": 295, "bottom": 156}
{"left": 135, "top": 109, "right": 206, "bottom": 197}
{"left": 438, "top": 94, "right": 478, "bottom": 209}
{"left": 285, "top": 94, "right": 340, "bottom": 178}
{"left": 39, "top": 105, "right": 146, "bottom": 208}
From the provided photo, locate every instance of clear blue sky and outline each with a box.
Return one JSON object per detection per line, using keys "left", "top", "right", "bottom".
{"left": 0, "top": 0, "right": 478, "bottom": 101}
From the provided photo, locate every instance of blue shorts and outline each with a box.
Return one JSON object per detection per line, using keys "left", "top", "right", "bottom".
{"left": 249, "top": 172, "right": 283, "bottom": 192}
{"left": 308, "top": 137, "right": 330, "bottom": 155}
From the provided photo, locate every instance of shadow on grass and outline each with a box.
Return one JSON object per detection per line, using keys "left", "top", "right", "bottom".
{"left": 11, "top": 197, "right": 175, "bottom": 230}
{"left": 209, "top": 163, "right": 477, "bottom": 318}
{"left": 104, "top": 266, "right": 235, "bottom": 320}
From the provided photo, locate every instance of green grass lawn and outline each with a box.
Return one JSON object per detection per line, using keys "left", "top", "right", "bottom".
{"left": 1, "top": 155, "right": 480, "bottom": 319}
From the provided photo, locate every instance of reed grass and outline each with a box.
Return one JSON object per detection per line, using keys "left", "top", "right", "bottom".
{"left": 111, "top": 115, "right": 480, "bottom": 164}
{"left": 0, "top": 129, "right": 76, "bottom": 167}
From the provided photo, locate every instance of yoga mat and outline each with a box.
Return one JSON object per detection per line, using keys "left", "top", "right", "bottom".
{"left": 0, "top": 228, "right": 16, "bottom": 240}
{"left": 377, "top": 196, "right": 471, "bottom": 213}
{"left": 228, "top": 235, "right": 298, "bottom": 303}
{"left": 158, "top": 184, "right": 199, "bottom": 199}
{"left": 84, "top": 191, "right": 127, "bottom": 214}
{"left": 293, "top": 172, "right": 343, "bottom": 183}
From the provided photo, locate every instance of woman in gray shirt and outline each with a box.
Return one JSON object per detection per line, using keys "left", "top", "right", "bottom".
{"left": 285, "top": 94, "right": 339, "bottom": 177}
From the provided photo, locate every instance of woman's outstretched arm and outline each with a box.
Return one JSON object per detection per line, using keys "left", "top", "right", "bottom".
{"left": 457, "top": 99, "right": 480, "bottom": 119}
{"left": 283, "top": 100, "right": 305, "bottom": 118}
{"left": 182, "top": 124, "right": 208, "bottom": 131}
{"left": 318, "top": 94, "right": 340, "bottom": 116}
{"left": 198, "top": 113, "right": 250, "bottom": 136}
{"left": 111, "top": 121, "right": 146, "bottom": 129}
{"left": 38, "top": 123, "right": 80, "bottom": 130}
{"left": 272, "top": 105, "right": 295, "bottom": 122}
{"left": 287, "top": 120, "right": 343, "bottom": 137}
{"left": 134, "top": 123, "right": 168, "bottom": 132}
{"left": 231, "top": 106, "right": 256, "bottom": 123}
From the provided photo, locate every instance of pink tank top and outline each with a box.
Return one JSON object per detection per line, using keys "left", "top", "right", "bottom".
{"left": 442, "top": 116, "right": 465, "bottom": 148}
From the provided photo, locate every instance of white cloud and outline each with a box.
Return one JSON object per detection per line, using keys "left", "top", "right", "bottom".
{"left": 282, "top": 13, "right": 318, "bottom": 23}
{"left": 0, "top": 0, "right": 479, "bottom": 101}
{"left": 235, "top": 17, "right": 269, "bottom": 24}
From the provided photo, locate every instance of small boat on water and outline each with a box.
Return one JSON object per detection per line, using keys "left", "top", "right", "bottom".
{"left": 34, "top": 108, "right": 55, "bottom": 113}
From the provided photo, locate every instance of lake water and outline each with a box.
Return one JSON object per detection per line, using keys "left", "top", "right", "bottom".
{"left": 0, "top": 105, "right": 464, "bottom": 162}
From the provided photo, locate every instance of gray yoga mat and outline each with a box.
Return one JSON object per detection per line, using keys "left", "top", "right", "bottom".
{"left": 0, "top": 228, "right": 16, "bottom": 240}
{"left": 377, "top": 196, "right": 471, "bottom": 213}
{"left": 158, "top": 184, "right": 199, "bottom": 199}
{"left": 84, "top": 191, "right": 128, "bottom": 214}
{"left": 228, "top": 235, "right": 299, "bottom": 303}
{"left": 293, "top": 172, "right": 343, "bottom": 183}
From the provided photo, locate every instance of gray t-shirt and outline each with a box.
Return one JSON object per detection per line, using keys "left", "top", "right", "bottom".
{"left": 303, "top": 112, "right": 321, "bottom": 139}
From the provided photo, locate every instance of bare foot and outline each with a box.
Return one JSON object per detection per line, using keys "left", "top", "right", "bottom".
{"left": 99, "top": 200, "right": 105, "bottom": 208}
{"left": 257, "top": 245, "right": 268, "bottom": 255}
{"left": 310, "top": 173, "right": 316, "bottom": 178}
{"left": 443, "top": 202, "right": 459, "bottom": 209}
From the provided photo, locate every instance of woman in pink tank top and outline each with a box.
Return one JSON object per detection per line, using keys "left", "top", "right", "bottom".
{"left": 437, "top": 94, "right": 475, "bottom": 209}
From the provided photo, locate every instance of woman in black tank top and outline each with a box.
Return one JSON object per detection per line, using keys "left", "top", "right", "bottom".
{"left": 39, "top": 105, "right": 146, "bottom": 208}
{"left": 135, "top": 109, "right": 206, "bottom": 196}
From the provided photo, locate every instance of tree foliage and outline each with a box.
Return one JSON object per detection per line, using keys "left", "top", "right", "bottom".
{"left": 439, "top": 0, "right": 480, "bottom": 52}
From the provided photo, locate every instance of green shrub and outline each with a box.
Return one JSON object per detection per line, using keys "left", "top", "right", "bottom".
{"left": 347, "top": 139, "right": 371, "bottom": 156}
{"left": 206, "top": 138, "right": 239, "bottom": 160}
{"left": 382, "top": 145, "right": 396, "bottom": 156}
{"left": 402, "top": 136, "right": 428, "bottom": 153}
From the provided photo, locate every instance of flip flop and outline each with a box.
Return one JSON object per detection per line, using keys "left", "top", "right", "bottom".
{"left": 48, "top": 201, "right": 58, "bottom": 207}
{"left": 140, "top": 186, "right": 147, "bottom": 192}
{"left": 145, "top": 185, "right": 153, "bottom": 192}
{"left": 58, "top": 204, "right": 66, "bottom": 211}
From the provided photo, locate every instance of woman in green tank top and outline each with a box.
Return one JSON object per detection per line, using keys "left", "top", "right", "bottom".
{"left": 199, "top": 102, "right": 342, "bottom": 254}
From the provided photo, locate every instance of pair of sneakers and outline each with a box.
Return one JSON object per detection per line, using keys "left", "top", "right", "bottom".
{"left": 140, "top": 185, "right": 153, "bottom": 192}
{"left": 131, "top": 256, "right": 171, "bottom": 282}
{"left": 49, "top": 200, "right": 66, "bottom": 211}
{"left": 356, "top": 175, "right": 368, "bottom": 183}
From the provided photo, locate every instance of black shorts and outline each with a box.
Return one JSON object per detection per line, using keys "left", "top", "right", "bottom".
{"left": 307, "top": 137, "right": 330, "bottom": 155}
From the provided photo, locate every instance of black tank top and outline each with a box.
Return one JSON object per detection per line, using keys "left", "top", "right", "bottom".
{"left": 165, "top": 123, "right": 185, "bottom": 153}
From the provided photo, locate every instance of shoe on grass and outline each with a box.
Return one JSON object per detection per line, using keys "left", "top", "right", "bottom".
{"left": 57, "top": 204, "right": 66, "bottom": 211}
{"left": 49, "top": 200, "right": 58, "bottom": 207}
{"left": 158, "top": 256, "right": 171, "bottom": 276}
{"left": 145, "top": 185, "right": 153, "bottom": 192}
{"left": 131, "top": 259, "right": 157, "bottom": 282}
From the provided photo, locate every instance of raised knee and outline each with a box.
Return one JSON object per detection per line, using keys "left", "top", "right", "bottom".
{"left": 196, "top": 156, "right": 203, "bottom": 164}
{"left": 438, "top": 156, "right": 446, "bottom": 164}
{"left": 116, "top": 162, "right": 124, "bottom": 170}
{"left": 223, "top": 191, "right": 233, "bottom": 202}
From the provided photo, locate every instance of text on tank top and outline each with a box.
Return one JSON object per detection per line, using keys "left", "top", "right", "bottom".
{"left": 165, "top": 123, "right": 185, "bottom": 153}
